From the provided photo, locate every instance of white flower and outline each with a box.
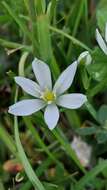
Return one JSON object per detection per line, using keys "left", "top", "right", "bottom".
{"left": 96, "top": 23, "right": 107, "bottom": 55}
{"left": 8, "top": 58, "right": 87, "bottom": 130}
{"left": 71, "top": 136, "right": 92, "bottom": 167}
{"left": 78, "top": 51, "right": 92, "bottom": 65}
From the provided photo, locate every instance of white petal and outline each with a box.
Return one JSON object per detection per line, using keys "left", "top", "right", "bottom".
{"left": 56, "top": 93, "right": 87, "bottom": 109}
{"left": 8, "top": 99, "right": 46, "bottom": 116}
{"left": 96, "top": 29, "right": 107, "bottom": 55}
{"left": 53, "top": 61, "right": 77, "bottom": 95}
{"left": 44, "top": 104, "right": 59, "bottom": 130}
{"left": 32, "top": 58, "right": 52, "bottom": 90}
{"left": 15, "top": 77, "right": 41, "bottom": 98}
{"left": 105, "top": 23, "right": 107, "bottom": 42}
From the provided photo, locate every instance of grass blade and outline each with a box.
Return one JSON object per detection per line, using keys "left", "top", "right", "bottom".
{"left": 14, "top": 116, "right": 46, "bottom": 190}
{"left": 2, "top": 1, "right": 31, "bottom": 40}
{"left": 53, "top": 128, "right": 86, "bottom": 173}
{"left": 0, "top": 123, "right": 17, "bottom": 157}
{"left": 36, "top": 14, "right": 60, "bottom": 77}
{"left": 14, "top": 89, "right": 46, "bottom": 190}
{"left": 74, "top": 160, "right": 107, "bottom": 190}
{"left": 0, "top": 38, "right": 31, "bottom": 52}
{"left": 50, "top": 26, "right": 91, "bottom": 52}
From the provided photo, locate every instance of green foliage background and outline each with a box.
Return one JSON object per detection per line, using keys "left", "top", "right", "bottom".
{"left": 1, "top": 0, "right": 107, "bottom": 189}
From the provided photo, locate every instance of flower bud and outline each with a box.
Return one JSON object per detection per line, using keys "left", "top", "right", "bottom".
{"left": 78, "top": 51, "right": 92, "bottom": 66}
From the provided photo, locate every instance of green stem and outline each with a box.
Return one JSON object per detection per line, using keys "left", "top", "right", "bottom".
{"left": 0, "top": 123, "right": 17, "bottom": 157}
{"left": 21, "top": 154, "right": 60, "bottom": 190}
{"left": 50, "top": 26, "right": 91, "bottom": 52}
{"left": 0, "top": 38, "right": 31, "bottom": 52}
{"left": 85, "top": 101, "right": 98, "bottom": 122}
{"left": 14, "top": 89, "right": 46, "bottom": 190}
{"left": 52, "top": 128, "right": 86, "bottom": 173}
{"left": 23, "top": 117, "right": 63, "bottom": 168}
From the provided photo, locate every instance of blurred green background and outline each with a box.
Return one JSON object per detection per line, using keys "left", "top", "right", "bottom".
{"left": 1, "top": 0, "right": 107, "bottom": 190}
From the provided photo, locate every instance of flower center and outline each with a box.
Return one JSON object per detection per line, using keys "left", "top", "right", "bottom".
{"left": 41, "top": 89, "right": 56, "bottom": 103}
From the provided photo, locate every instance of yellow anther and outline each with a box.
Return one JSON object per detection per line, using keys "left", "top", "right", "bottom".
{"left": 42, "top": 89, "right": 56, "bottom": 103}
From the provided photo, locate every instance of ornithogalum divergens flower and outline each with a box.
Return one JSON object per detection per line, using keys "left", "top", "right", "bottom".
{"left": 96, "top": 23, "right": 107, "bottom": 55}
{"left": 9, "top": 58, "right": 87, "bottom": 130}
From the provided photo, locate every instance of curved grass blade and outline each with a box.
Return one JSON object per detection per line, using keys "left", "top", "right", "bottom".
{"left": 14, "top": 89, "right": 45, "bottom": 190}
{"left": 50, "top": 26, "right": 91, "bottom": 52}
{"left": 14, "top": 116, "right": 46, "bottom": 190}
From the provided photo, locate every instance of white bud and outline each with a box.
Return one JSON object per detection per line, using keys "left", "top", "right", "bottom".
{"left": 78, "top": 51, "right": 92, "bottom": 65}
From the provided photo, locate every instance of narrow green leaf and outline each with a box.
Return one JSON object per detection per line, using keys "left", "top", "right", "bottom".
{"left": 53, "top": 128, "right": 86, "bottom": 173}
{"left": 47, "top": 0, "right": 57, "bottom": 24}
{"left": 23, "top": 117, "right": 63, "bottom": 168}
{"left": 50, "top": 26, "right": 91, "bottom": 52}
{"left": 34, "top": 0, "right": 46, "bottom": 15}
{"left": 2, "top": 1, "right": 31, "bottom": 40}
{"left": 25, "top": 0, "right": 39, "bottom": 55}
{"left": 14, "top": 89, "right": 45, "bottom": 190}
{"left": 0, "top": 123, "right": 17, "bottom": 157}
{"left": 14, "top": 116, "right": 46, "bottom": 190}
{"left": 67, "top": 0, "right": 84, "bottom": 59}
{"left": 0, "top": 38, "right": 31, "bottom": 52}
{"left": 36, "top": 14, "right": 60, "bottom": 77}
{"left": 85, "top": 101, "right": 98, "bottom": 122}
{"left": 36, "top": 14, "right": 53, "bottom": 62}
{"left": 20, "top": 157, "right": 54, "bottom": 190}
{"left": 74, "top": 160, "right": 107, "bottom": 190}
{"left": 97, "top": 105, "right": 107, "bottom": 124}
